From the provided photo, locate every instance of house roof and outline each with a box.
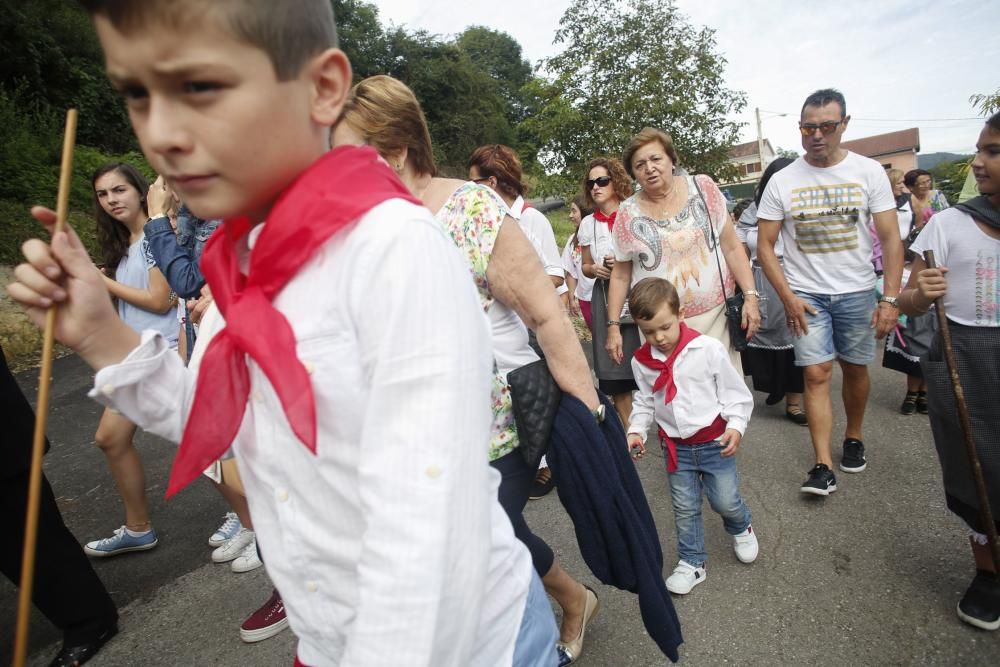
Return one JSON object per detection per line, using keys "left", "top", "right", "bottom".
{"left": 841, "top": 128, "right": 920, "bottom": 158}
{"left": 728, "top": 139, "right": 773, "bottom": 159}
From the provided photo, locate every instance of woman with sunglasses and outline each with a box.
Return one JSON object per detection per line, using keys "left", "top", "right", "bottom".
{"left": 606, "top": 128, "right": 760, "bottom": 371}
{"left": 579, "top": 158, "right": 641, "bottom": 427}
{"left": 335, "top": 75, "right": 602, "bottom": 665}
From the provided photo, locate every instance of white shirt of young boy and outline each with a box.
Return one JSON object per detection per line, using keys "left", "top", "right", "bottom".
{"left": 88, "top": 199, "right": 534, "bottom": 666}
{"left": 628, "top": 335, "right": 754, "bottom": 441}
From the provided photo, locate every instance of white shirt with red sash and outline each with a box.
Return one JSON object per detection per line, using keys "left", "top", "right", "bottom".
{"left": 628, "top": 334, "right": 753, "bottom": 448}
{"left": 88, "top": 199, "right": 533, "bottom": 666}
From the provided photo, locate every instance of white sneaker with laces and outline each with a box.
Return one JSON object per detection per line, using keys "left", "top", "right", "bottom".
{"left": 208, "top": 512, "right": 242, "bottom": 548}
{"left": 211, "top": 527, "right": 255, "bottom": 563}
{"left": 733, "top": 525, "right": 759, "bottom": 563}
{"left": 231, "top": 539, "right": 263, "bottom": 573}
{"left": 665, "top": 560, "right": 706, "bottom": 595}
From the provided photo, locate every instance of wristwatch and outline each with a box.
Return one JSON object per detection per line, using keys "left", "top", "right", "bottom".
{"left": 879, "top": 295, "right": 899, "bottom": 307}
{"left": 592, "top": 404, "right": 606, "bottom": 423}
{"left": 606, "top": 320, "right": 621, "bottom": 327}
{"left": 743, "top": 290, "right": 761, "bottom": 299}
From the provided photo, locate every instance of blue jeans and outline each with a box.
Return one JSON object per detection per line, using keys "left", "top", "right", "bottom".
{"left": 511, "top": 571, "right": 559, "bottom": 667}
{"left": 668, "top": 441, "right": 751, "bottom": 567}
{"left": 791, "top": 289, "right": 877, "bottom": 366}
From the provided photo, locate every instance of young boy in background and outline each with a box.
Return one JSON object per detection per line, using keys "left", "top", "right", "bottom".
{"left": 626, "top": 277, "right": 759, "bottom": 595}
{"left": 7, "top": 1, "right": 553, "bottom": 664}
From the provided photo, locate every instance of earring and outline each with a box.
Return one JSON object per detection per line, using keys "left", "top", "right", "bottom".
{"left": 394, "top": 163, "right": 403, "bottom": 173}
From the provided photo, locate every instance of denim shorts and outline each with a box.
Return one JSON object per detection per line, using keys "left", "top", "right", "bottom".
{"left": 792, "top": 289, "right": 877, "bottom": 366}
{"left": 511, "top": 571, "right": 559, "bottom": 667}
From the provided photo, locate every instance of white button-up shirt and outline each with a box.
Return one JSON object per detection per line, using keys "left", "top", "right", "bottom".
{"left": 628, "top": 336, "right": 753, "bottom": 440}
{"left": 89, "top": 200, "right": 533, "bottom": 666}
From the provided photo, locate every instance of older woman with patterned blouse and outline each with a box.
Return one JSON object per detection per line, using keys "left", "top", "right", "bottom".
{"left": 335, "top": 75, "right": 602, "bottom": 666}
{"left": 606, "top": 128, "right": 761, "bottom": 368}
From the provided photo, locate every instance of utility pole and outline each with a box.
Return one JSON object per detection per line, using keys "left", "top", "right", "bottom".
{"left": 755, "top": 107, "right": 768, "bottom": 177}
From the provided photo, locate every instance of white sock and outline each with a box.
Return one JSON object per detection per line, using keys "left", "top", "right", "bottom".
{"left": 125, "top": 527, "right": 151, "bottom": 538}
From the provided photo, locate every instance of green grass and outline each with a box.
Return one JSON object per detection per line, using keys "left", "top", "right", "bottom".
{"left": 544, "top": 206, "right": 575, "bottom": 249}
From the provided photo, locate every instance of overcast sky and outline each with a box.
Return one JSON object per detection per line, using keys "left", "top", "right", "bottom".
{"left": 375, "top": 0, "right": 997, "bottom": 156}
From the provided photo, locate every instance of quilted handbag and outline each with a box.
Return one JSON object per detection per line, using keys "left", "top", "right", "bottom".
{"left": 507, "top": 358, "right": 563, "bottom": 468}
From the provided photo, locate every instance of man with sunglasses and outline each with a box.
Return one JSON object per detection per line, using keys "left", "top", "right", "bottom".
{"left": 755, "top": 89, "right": 903, "bottom": 497}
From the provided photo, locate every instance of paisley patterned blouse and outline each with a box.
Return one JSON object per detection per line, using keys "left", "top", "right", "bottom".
{"left": 613, "top": 174, "right": 735, "bottom": 318}
{"left": 436, "top": 182, "right": 524, "bottom": 461}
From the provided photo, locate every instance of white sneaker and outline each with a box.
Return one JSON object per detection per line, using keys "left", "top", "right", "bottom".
{"left": 665, "top": 560, "right": 706, "bottom": 595}
{"left": 733, "top": 525, "right": 759, "bottom": 564}
{"left": 231, "top": 539, "right": 263, "bottom": 573}
{"left": 208, "top": 512, "right": 242, "bottom": 548}
{"left": 211, "top": 528, "right": 255, "bottom": 563}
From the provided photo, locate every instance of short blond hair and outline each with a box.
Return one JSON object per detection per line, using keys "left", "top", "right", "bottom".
{"left": 339, "top": 75, "right": 436, "bottom": 177}
{"left": 887, "top": 168, "right": 904, "bottom": 187}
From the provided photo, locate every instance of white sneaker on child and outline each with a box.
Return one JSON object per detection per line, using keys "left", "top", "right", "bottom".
{"left": 231, "top": 539, "right": 263, "bottom": 573}
{"left": 665, "top": 560, "right": 706, "bottom": 595}
{"left": 211, "top": 527, "right": 255, "bottom": 563}
{"left": 733, "top": 525, "right": 759, "bottom": 563}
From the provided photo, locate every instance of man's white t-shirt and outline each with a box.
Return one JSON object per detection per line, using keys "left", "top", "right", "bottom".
{"left": 757, "top": 151, "right": 895, "bottom": 294}
{"left": 910, "top": 208, "right": 1000, "bottom": 327}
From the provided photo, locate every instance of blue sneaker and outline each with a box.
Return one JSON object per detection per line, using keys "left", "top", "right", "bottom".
{"left": 84, "top": 526, "right": 158, "bottom": 557}
{"left": 208, "top": 512, "right": 242, "bottom": 548}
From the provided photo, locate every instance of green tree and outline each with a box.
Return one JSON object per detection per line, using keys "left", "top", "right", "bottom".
{"left": 970, "top": 88, "right": 1000, "bottom": 116}
{"left": 384, "top": 29, "right": 515, "bottom": 172}
{"left": 526, "top": 0, "right": 746, "bottom": 194}
{"left": 776, "top": 147, "right": 800, "bottom": 160}
{"left": 930, "top": 158, "right": 971, "bottom": 204}
{"left": 332, "top": 0, "right": 390, "bottom": 81}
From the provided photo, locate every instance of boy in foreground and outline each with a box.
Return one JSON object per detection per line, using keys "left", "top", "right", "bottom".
{"left": 625, "top": 278, "right": 758, "bottom": 595}
{"left": 7, "top": 1, "right": 553, "bottom": 664}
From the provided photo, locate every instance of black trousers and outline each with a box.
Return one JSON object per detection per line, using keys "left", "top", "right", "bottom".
{"left": 0, "top": 471, "right": 118, "bottom": 645}
{"left": 491, "top": 450, "right": 555, "bottom": 577}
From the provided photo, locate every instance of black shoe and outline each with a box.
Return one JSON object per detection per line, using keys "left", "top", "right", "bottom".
{"left": 49, "top": 625, "right": 118, "bottom": 667}
{"left": 765, "top": 391, "right": 784, "bottom": 406}
{"left": 785, "top": 406, "right": 808, "bottom": 426}
{"left": 957, "top": 571, "right": 1000, "bottom": 631}
{"left": 800, "top": 464, "right": 837, "bottom": 496}
{"left": 900, "top": 391, "right": 918, "bottom": 415}
{"left": 529, "top": 467, "right": 555, "bottom": 500}
{"left": 840, "top": 438, "right": 867, "bottom": 473}
{"left": 915, "top": 391, "right": 929, "bottom": 415}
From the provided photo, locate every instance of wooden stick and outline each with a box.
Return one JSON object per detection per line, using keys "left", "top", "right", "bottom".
{"left": 13, "top": 108, "right": 77, "bottom": 667}
{"left": 924, "top": 250, "right": 1000, "bottom": 578}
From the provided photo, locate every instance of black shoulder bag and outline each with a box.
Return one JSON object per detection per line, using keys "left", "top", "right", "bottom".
{"left": 694, "top": 178, "right": 749, "bottom": 352}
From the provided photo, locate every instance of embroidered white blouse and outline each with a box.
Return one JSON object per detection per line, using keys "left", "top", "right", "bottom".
{"left": 88, "top": 199, "right": 533, "bottom": 666}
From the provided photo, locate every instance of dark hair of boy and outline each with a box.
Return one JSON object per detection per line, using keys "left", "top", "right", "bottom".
{"left": 92, "top": 162, "right": 149, "bottom": 273}
{"left": 628, "top": 277, "right": 681, "bottom": 322}
{"left": 79, "top": 0, "right": 338, "bottom": 79}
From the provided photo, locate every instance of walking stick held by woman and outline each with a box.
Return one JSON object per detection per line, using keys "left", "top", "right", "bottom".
{"left": 924, "top": 249, "right": 1000, "bottom": 579}
{"left": 13, "top": 108, "right": 77, "bottom": 667}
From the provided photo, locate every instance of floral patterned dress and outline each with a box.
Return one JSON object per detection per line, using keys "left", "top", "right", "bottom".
{"left": 436, "top": 182, "right": 529, "bottom": 462}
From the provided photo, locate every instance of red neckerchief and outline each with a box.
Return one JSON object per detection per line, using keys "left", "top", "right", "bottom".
{"left": 632, "top": 322, "right": 709, "bottom": 472}
{"left": 165, "top": 146, "right": 419, "bottom": 497}
{"left": 594, "top": 208, "right": 617, "bottom": 230}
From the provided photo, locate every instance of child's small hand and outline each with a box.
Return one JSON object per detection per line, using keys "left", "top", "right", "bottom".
{"left": 627, "top": 433, "right": 646, "bottom": 460}
{"left": 719, "top": 429, "right": 742, "bottom": 457}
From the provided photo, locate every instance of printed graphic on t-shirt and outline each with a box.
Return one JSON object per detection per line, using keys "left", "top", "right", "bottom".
{"left": 791, "top": 182, "right": 864, "bottom": 254}
{"left": 976, "top": 249, "right": 1000, "bottom": 325}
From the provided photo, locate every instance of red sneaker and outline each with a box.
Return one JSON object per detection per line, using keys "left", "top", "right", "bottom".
{"left": 240, "top": 589, "right": 289, "bottom": 643}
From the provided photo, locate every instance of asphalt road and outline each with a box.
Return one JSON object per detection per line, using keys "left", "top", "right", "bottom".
{"left": 2, "top": 344, "right": 998, "bottom": 666}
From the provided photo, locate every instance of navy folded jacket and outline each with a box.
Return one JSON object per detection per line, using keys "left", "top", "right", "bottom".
{"left": 547, "top": 391, "right": 682, "bottom": 663}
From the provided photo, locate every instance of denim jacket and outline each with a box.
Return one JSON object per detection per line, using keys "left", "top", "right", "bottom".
{"left": 143, "top": 207, "right": 220, "bottom": 299}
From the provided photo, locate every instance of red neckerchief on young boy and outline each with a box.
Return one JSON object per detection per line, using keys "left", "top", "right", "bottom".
{"left": 594, "top": 209, "right": 617, "bottom": 230}
{"left": 165, "top": 146, "right": 419, "bottom": 498}
{"left": 633, "top": 322, "right": 726, "bottom": 472}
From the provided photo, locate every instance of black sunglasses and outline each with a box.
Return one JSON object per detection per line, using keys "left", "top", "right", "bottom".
{"left": 587, "top": 176, "right": 612, "bottom": 189}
